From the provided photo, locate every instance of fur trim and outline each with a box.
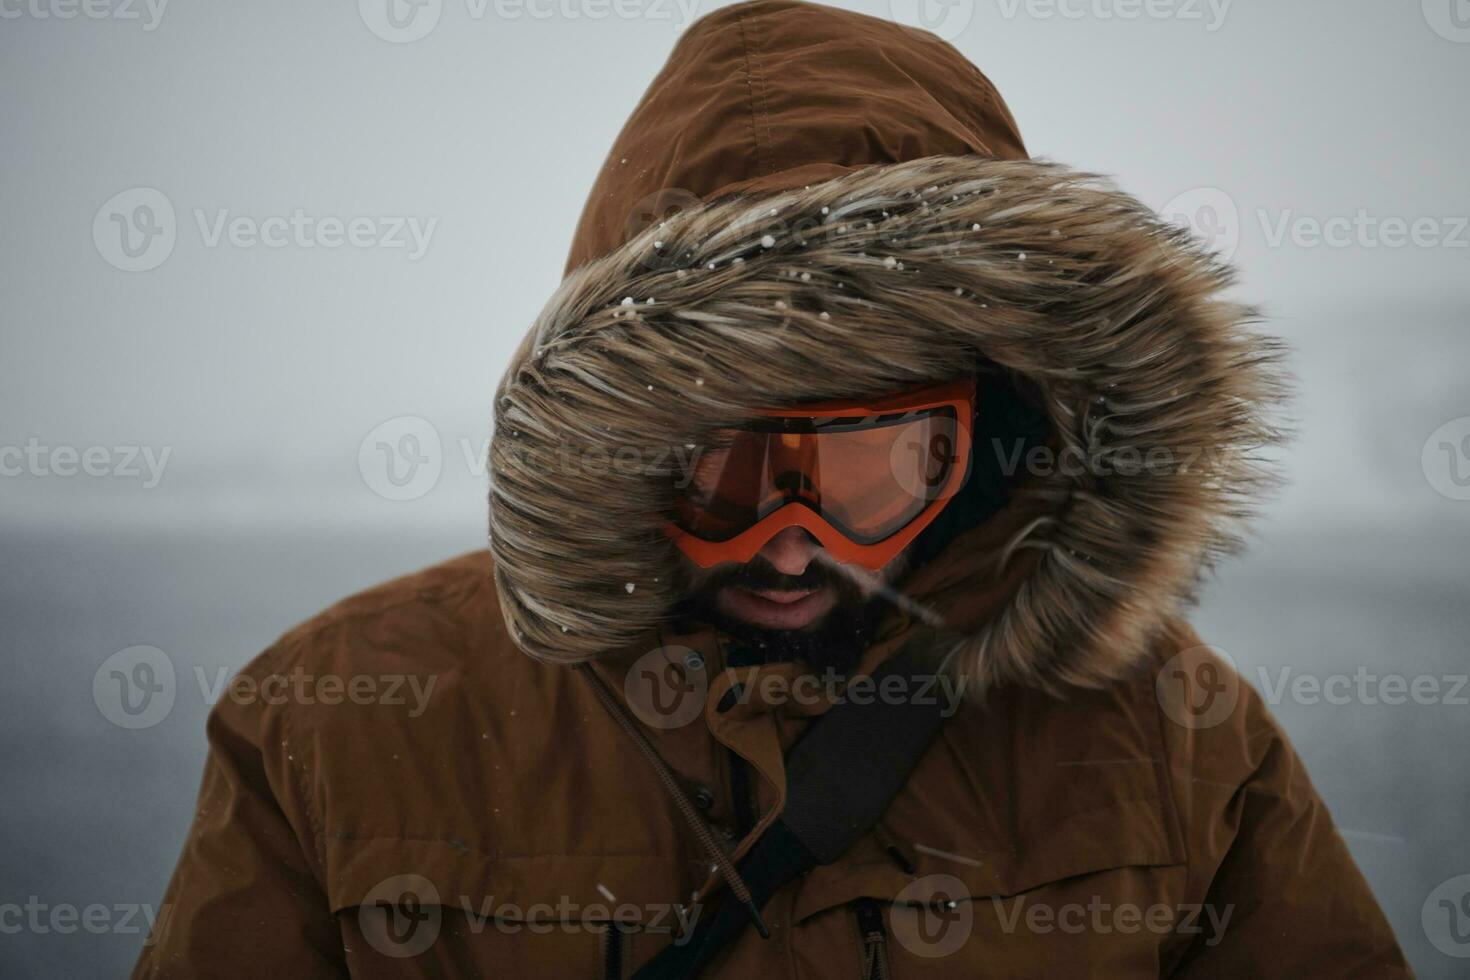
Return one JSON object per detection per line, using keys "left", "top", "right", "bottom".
{"left": 490, "top": 154, "right": 1287, "bottom": 691}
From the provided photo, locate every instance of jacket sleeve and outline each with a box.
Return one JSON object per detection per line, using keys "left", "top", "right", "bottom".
{"left": 1156, "top": 631, "right": 1412, "bottom": 978}
{"left": 132, "top": 646, "right": 346, "bottom": 979}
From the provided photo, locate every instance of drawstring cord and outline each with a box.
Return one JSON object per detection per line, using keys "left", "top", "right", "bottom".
{"left": 874, "top": 820, "right": 917, "bottom": 876}
{"left": 577, "top": 663, "right": 771, "bottom": 940}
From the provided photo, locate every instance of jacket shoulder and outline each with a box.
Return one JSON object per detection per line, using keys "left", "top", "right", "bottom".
{"left": 211, "top": 548, "right": 543, "bottom": 759}
{"left": 1141, "top": 617, "right": 1282, "bottom": 790}
{"left": 207, "top": 551, "right": 581, "bottom": 872}
{"left": 279, "top": 548, "right": 496, "bottom": 643}
{"left": 253, "top": 549, "right": 516, "bottom": 679}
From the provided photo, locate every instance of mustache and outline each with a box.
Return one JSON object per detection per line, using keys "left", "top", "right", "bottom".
{"left": 706, "top": 556, "right": 835, "bottom": 594}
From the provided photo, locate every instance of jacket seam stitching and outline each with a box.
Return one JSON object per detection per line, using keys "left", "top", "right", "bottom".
{"left": 734, "top": 10, "right": 772, "bottom": 177}
{"left": 748, "top": 15, "right": 777, "bottom": 175}
{"left": 248, "top": 640, "right": 329, "bottom": 881}
{"left": 280, "top": 691, "right": 328, "bottom": 877}
{"left": 1148, "top": 671, "right": 1191, "bottom": 873}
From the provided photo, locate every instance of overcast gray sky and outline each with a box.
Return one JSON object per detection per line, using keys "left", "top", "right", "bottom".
{"left": 2, "top": 0, "right": 1466, "bottom": 538}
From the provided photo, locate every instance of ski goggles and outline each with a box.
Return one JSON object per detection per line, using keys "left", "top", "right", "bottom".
{"left": 666, "top": 378, "right": 975, "bottom": 570}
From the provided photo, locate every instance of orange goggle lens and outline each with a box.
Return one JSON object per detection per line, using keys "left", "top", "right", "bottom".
{"left": 666, "top": 379, "right": 974, "bottom": 569}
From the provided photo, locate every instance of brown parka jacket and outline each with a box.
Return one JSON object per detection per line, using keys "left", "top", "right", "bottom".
{"left": 135, "top": 1, "right": 1411, "bottom": 977}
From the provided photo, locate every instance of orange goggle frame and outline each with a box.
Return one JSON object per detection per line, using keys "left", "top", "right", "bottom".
{"left": 665, "top": 378, "right": 975, "bottom": 570}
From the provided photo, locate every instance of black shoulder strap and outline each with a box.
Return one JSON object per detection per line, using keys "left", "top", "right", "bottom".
{"left": 632, "top": 646, "right": 949, "bottom": 979}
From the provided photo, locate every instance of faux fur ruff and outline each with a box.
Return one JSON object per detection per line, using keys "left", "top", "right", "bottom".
{"left": 489, "top": 154, "right": 1287, "bottom": 692}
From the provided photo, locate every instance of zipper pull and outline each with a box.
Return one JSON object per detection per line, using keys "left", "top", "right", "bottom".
{"left": 851, "top": 899, "right": 890, "bottom": 980}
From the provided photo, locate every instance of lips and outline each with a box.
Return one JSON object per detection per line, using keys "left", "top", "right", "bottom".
{"left": 750, "top": 589, "right": 814, "bottom": 604}
{"left": 718, "top": 584, "right": 837, "bottom": 630}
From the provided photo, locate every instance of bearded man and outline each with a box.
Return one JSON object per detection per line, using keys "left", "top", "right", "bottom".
{"left": 135, "top": 2, "right": 1408, "bottom": 977}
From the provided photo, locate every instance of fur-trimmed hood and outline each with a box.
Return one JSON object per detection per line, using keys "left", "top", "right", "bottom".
{"left": 489, "top": 0, "right": 1285, "bottom": 691}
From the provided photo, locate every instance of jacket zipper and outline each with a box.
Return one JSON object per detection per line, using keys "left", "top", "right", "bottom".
{"left": 852, "top": 899, "right": 891, "bottom": 980}
{"left": 601, "top": 922, "right": 624, "bottom": 980}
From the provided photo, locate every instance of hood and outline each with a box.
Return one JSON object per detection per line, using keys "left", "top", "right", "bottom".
{"left": 560, "top": 0, "right": 1027, "bottom": 274}
{"left": 489, "top": 0, "right": 1286, "bottom": 692}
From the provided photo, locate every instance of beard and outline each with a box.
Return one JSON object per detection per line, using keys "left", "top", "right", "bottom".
{"left": 670, "top": 551, "right": 908, "bottom": 675}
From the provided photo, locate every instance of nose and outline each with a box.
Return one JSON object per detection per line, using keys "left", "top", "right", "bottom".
{"left": 756, "top": 526, "right": 822, "bottom": 576}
